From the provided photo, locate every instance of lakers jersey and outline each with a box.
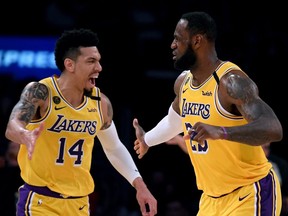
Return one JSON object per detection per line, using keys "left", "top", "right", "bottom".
{"left": 179, "top": 61, "right": 271, "bottom": 197}
{"left": 18, "top": 75, "right": 103, "bottom": 196}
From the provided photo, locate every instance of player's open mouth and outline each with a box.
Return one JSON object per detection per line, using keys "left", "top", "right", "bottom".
{"left": 89, "top": 78, "right": 95, "bottom": 85}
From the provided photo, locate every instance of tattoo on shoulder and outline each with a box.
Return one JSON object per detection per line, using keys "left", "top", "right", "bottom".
{"left": 21, "top": 82, "right": 48, "bottom": 102}
{"left": 226, "top": 74, "right": 257, "bottom": 101}
{"left": 15, "top": 82, "right": 49, "bottom": 123}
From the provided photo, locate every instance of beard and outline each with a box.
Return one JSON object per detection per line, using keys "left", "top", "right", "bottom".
{"left": 174, "top": 46, "right": 196, "bottom": 71}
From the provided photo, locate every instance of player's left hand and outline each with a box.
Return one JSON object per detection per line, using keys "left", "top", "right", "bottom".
{"left": 184, "top": 122, "right": 224, "bottom": 145}
{"left": 133, "top": 118, "right": 149, "bottom": 159}
{"left": 134, "top": 177, "right": 157, "bottom": 216}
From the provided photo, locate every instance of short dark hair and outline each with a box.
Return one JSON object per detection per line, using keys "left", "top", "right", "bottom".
{"left": 181, "top": 12, "right": 217, "bottom": 42}
{"left": 54, "top": 28, "right": 99, "bottom": 72}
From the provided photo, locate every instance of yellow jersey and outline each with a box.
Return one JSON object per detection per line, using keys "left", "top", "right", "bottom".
{"left": 18, "top": 75, "right": 103, "bottom": 197}
{"left": 179, "top": 61, "right": 271, "bottom": 197}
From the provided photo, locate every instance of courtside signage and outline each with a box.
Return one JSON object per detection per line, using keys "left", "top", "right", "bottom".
{"left": 0, "top": 36, "right": 59, "bottom": 79}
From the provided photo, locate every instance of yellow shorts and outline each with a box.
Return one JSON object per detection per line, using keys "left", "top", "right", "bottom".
{"left": 17, "top": 183, "right": 90, "bottom": 216}
{"left": 198, "top": 169, "right": 282, "bottom": 216}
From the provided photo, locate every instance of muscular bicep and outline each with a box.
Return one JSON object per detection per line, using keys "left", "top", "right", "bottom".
{"left": 222, "top": 72, "right": 263, "bottom": 122}
{"left": 10, "top": 82, "right": 48, "bottom": 124}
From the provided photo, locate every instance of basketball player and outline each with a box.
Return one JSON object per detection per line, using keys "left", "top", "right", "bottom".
{"left": 133, "top": 12, "right": 283, "bottom": 215}
{"left": 5, "top": 28, "right": 157, "bottom": 216}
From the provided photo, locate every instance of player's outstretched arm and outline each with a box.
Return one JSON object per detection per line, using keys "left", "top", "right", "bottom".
{"left": 98, "top": 93, "right": 157, "bottom": 216}
{"left": 5, "top": 82, "right": 47, "bottom": 159}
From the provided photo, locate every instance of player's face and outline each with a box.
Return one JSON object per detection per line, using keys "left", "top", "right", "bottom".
{"left": 171, "top": 19, "right": 196, "bottom": 71}
{"left": 75, "top": 47, "right": 102, "bottom": 91}
{"left": 174, "top": 44, "right": 196, "bottom": 71}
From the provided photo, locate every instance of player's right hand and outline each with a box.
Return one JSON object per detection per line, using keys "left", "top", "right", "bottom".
{"left": 24, "top": 122, "right": 45, "bottom": 160}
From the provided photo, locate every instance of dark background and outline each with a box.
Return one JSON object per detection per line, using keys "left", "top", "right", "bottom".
{"left": 0, "top": 1, "right": 287, "bottom": 215}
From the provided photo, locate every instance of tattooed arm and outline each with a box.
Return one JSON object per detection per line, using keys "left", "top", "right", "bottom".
{"left": 218, "top": 70, "right": 283, "bottom": 145}
{"left": 186, "top": 70, "right": 283, "bottom": 146}
{"left": 5, "top": 82, "right": 48, "bottom": 159}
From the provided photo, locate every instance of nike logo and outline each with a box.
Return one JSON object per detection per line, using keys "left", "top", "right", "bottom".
{"left": 55, "top": 106, "right": 67, "bottom": 110}
{"left": 79, "top": 205, "right": 86, "bottom": 210}
{"left": 239, "top": 193, "right": 251, "bottom": 201}
{"left": 182, "top": 88, "right": 188, "bottom": 93}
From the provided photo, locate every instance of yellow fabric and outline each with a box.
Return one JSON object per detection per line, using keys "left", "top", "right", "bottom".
{"left": 22, "top": 190, "right": 90, "bottom": 215}
{"left": 18, "top": 75, "right": 103, "bottom": 196}
{"left": 179, "top": 61, "right": 272, "bottom": 197}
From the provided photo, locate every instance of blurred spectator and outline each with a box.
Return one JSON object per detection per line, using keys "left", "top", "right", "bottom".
{"left": 5, "top": 140, "right": 20, "bottom": 166}
{"left": 165, "top": 198, "right": 189, "bottom": 216}
{"left": 43, "top": 0, "right": 90, "bottom": 32}
{"left": 0, "top": 140, "right": 23, "bottom": 216}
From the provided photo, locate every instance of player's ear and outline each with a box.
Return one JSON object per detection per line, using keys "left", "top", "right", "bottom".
{"left": 64, "top": 58, "right": 75, "bottom": 72}
{"left": 193, "top": 34, "right": 202, "bottom": 46}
